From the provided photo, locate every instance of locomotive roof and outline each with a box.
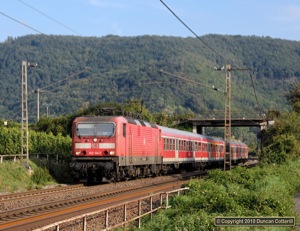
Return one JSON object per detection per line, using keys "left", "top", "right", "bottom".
{"left": 74, "top": 116, "right": 158, "bottom": 128}
{"left": 74, "top": 116, "right": 224, "bottom": 142}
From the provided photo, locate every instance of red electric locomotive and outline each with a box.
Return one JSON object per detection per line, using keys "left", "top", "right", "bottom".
{"left": 70, "top": 116, "right": 248, "bottom": 182}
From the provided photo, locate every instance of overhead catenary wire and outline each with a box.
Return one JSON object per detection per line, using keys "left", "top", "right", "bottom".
{"left": 249, "top": 71, "right": 264, "bottom": 117}
{"left": 159, "top": 69, "right": 224, "bottom": 93}
{"left": 159, "top": 0, "right": 232, "bottom": 68}
{"left": 32, "top": 68, "right": 90, "bottom": 93}
{"left": 159, "top": 0, "right": 264, "bottom": 119}
{"left": 0, "top": 11, "right": 44, "bottom": 34}
{"left": 17, "top": 0, "right": 82, "bottom": 36}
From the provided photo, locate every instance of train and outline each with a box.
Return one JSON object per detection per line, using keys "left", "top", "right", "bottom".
{"left": 70, "top": 116, "right": 248, "bottom": 183}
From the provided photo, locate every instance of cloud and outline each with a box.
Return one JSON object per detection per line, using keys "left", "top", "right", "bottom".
{"left": 284, "top": 5, "right": 300, "bottom": 21}
{"left": 110, "top": 22, "right": 122, "bottom": 35}
{"left": 88, "top": 0, "right": 125, "bottom": 8}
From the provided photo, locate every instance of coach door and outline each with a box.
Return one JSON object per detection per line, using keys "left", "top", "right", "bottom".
{"left": 208, "top": 143, "right": 211, "bottom": 160}
{"left": 192, "top": 141, "right": 196, "bottom": 160}
{"left": 155, "top": 129, "right": 160, "bottom": 163}
{"left": 175, "top": 139, "right": 179, "bottom": 162}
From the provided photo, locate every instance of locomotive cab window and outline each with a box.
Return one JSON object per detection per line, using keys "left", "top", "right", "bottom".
{"left": 77, "top": 123, "right": 115, "bottom": 137}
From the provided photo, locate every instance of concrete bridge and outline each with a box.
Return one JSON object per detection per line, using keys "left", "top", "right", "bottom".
{"left": 175, "top": 117, "right": 274, "bottom": 134}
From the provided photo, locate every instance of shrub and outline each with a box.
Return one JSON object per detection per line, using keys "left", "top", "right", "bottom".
{"left": 135, "top": 161, "right": 300, "bottom": 231}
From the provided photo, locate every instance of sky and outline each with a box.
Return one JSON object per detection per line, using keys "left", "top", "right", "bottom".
{"left": 1, "top": 0, "right": 300, "bottom": 42}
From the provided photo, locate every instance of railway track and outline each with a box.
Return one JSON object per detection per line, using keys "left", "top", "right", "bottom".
{"left": 0, "top": 184, "right": 85, "bottom": 201}
{"left": 0, "top": 161, "right": 258, "bottom": 231}
{"left": 0, "top": 172, "right": 202, "bottom": 231}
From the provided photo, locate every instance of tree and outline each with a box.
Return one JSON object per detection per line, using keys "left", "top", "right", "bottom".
{"left": 286, "top": 81, "right": 300, "bottom": 112}
{"left": 260, "top": 83, "right": 300, "bottom": 164}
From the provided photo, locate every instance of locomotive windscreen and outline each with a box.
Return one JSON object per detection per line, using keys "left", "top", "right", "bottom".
{"left": 76, "top": 123, "right": 115, "bottom": 137}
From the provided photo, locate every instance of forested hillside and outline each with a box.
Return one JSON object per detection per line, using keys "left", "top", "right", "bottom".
{"left": 0, "top": 34, "right": 300, "bottom": 122}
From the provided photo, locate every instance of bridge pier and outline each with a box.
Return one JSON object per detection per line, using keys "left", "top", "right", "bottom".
{"left": 192, "top": 125, "right": 205, "bottom": 134}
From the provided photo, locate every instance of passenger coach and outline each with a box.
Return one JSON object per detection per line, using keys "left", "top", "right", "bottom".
{"left": 70, "top": 116, "right": 248, "bottom": 182}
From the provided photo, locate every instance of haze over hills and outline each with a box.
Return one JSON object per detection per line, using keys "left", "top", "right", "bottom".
{"left": 0, "top": 34, "right": 299, "bottom": 122}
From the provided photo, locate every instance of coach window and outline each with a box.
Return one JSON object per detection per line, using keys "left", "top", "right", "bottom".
{"left": 226, "top": 143, "right": 230, "bottom": 152}
{"left": 220, "top": 145, "right": 223, "bottom": 153}
{"left": 231, "top": 147, "right": 236, "bottom": 154}
{"left": 164, "top": 138, "right": 167, "bottom": 150}
{"left": 171, "top": 139, "right": 175, "bottom": 150}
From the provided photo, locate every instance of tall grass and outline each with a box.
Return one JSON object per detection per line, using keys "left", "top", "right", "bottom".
{"left": 0, "top": 161, "right": 56, "bottom": 193}
{"left": 135, "top": 161, "right": 300, "bottom": 231}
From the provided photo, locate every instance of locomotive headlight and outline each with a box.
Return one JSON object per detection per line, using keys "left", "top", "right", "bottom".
{"left": 93, "top": 138, "right": 97, "bottom": 142}
{"left": 109, "top": 151, "right": 115, "bottom": 156}
{"left": 75, "top": 151, "right": 81, "bottom": 156}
